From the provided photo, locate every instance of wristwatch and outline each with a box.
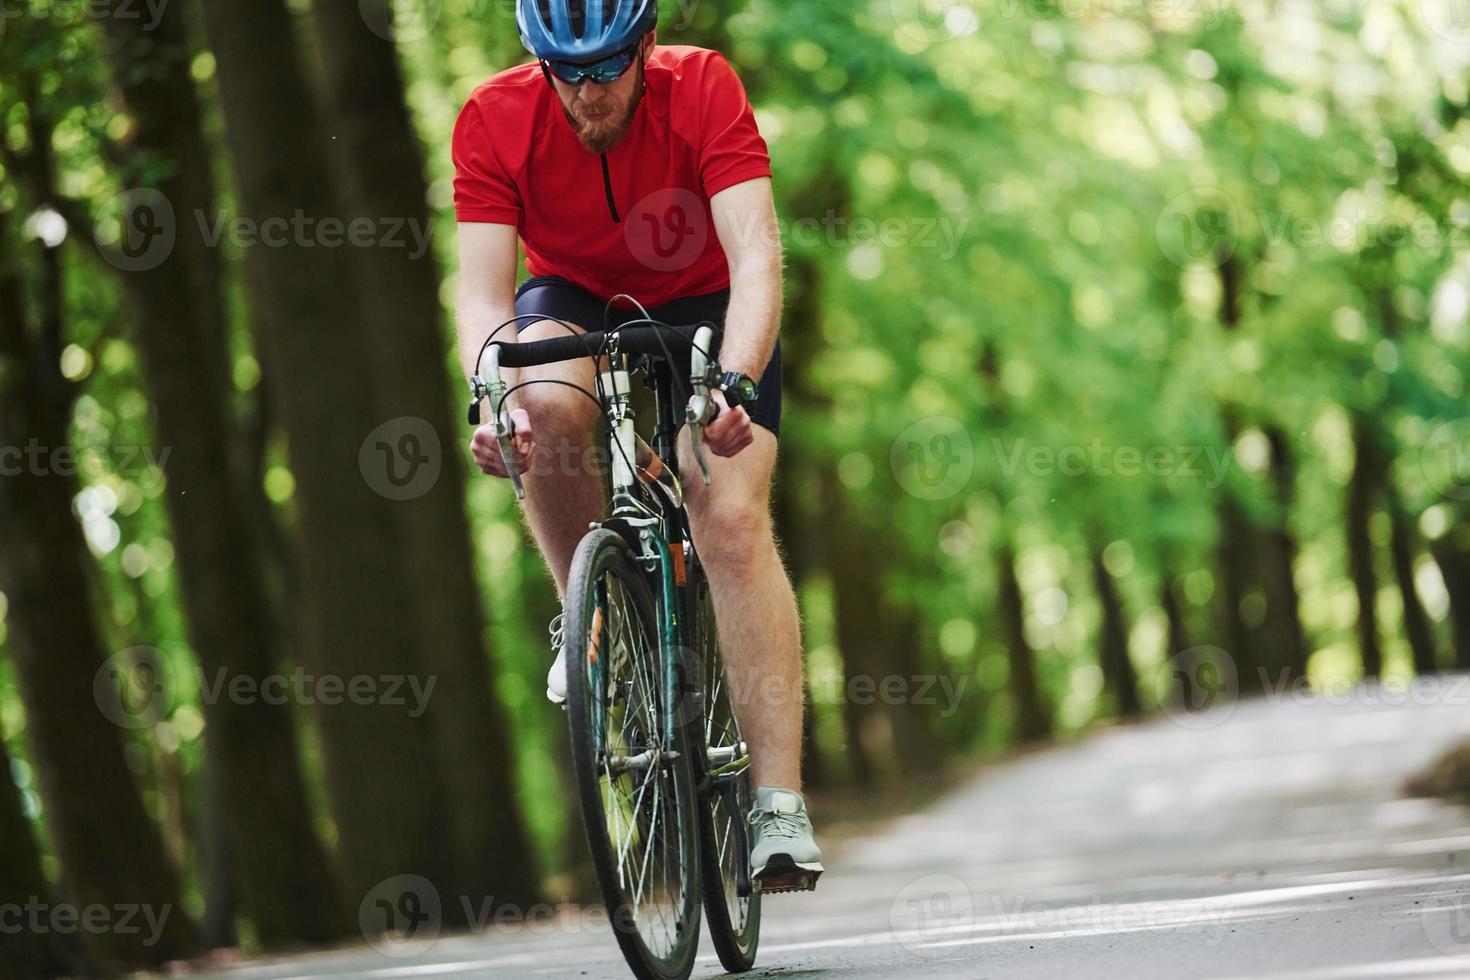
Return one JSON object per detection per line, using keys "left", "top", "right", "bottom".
{"left": 721, "top": 371, "right": 759, "bottom": 411}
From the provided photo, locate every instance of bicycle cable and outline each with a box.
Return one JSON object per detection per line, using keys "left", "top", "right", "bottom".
{"left": 474, "top": 313, "right": 594, "bottom": 383}
{"left": 494, "top": 374, "right": 643, "bottom": 491}
{"left": 602, "top": 295, "right": 722, "bottom": 416}
{"left": 477, "top": 297, "right": 723, "bottom": 491}
{"left": 610, "top": 316, "right": 720, "bottom": 410}
{"left": 475, "top": 311, "right": 610, "bottom": 435}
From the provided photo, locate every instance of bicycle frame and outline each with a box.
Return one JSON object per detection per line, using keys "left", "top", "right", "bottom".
{"left": 623, "top": 330, "right": 755, "bottom": 897}
{"left": 473, "top": 321, "right": 762, "bottom": 975}
{"left": 475, "top": 324, "right": 752, "bottom": 889}
{"left": 474, "top": 324, "right": 721, "bottom": 753}
{"left": 599, "top": 328, "right": 706, "bottom": 755}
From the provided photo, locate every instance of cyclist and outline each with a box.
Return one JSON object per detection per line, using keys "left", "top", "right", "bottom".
{"left": 452, "top": 0, "right": 823, "bottom": 892}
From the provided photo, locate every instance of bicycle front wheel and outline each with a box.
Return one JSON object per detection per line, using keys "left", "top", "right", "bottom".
{"left": 689, "top": 571, "right": 761, "bottom": 972}
{"left": 564, "top": 528, "right": 702, "bottom": 980}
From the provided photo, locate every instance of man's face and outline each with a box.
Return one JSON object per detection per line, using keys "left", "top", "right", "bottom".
{"left": 550, "top": 34, "right": 655, "bottom": 155}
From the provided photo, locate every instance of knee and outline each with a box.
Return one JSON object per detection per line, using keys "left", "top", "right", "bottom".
{"left": 509, "top": 321, "right": 600, "bottom": 435}
{"left": 515, "top": 384, "right": 596, "bottom": 436}
{"left": 693, "top": 501, "right": 772, "bottom": 576}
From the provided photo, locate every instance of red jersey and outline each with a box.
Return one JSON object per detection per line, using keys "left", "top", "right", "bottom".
{"left": 452, "top": 46, "right": 771, "bottom": 307}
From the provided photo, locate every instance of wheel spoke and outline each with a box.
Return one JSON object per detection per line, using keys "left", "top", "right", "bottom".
{"left": 570, "top": 536, "right": 701, "bottom": 972}
{"left": 696, "top": 583, "right": 758, "bottom": 951}
{"left": 582, "top": 563, "right": 690, "bottom": 960}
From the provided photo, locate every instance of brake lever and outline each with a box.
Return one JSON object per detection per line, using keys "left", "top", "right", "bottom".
{"left": 495, "top": 410, "right": 525, "bottom": 500}
{"left": 687, "top": 325, "right": 719, "bottom": 486}
{"left": 471, "top": 347, "right": 526, "bottom": 500}
{"left": 686, "top": 395, "right": 715, "bottom": 486}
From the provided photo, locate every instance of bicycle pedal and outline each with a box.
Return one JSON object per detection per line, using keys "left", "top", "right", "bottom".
{"left": 752, "top": 855, "right": 823, "bottom": 895}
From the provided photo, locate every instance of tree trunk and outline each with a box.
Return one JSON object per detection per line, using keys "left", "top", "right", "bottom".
{"left": 1389, "top": 503, "right": 1440, "bottom": 675}
{"left": 772, "top": 217, "right": 846, "bottom": 784}
{"left": 996, "top": 544, "right": 1050, "bottom": 742}
{"left": 1215, "top": 493, "right": 1266, "bottom": 693}
{"left": 95, "top": 2, "right": 345, "bottom": 945}
{"left": 0, "top": 720, "right": 79, "bottom": 979}
{"left": 1346, "top": 417, "right": 1384, "bottom": 678}
{"left": 307, "top": 0, "right": 538, "bottom": 908}
{"left": 1261, "top": 425, "right": 1309, "bottom": 678}
{"left": 827, "top": 479, "right": 890, "bottom": 783}
{"left": 772, "top": 465, "right": 829, "bottom": 788}
{"left": 0, "top": 217, "right": 196, "bottom": 968}
{"left": 878, "top": 600, "right": 945, "bottom": 767}
{"left": 198, "top": 0, "right": 464, "bottom": 916}
{"left": 977, "top": 346, "right": 1046, "bottom": 742}
{"left": 1214, "top": 258, "right": 1267, "bottom": 693}
{"left": 1091, "top": 546, "right": 1141, "bottom": 718}
{"left": 1159, "top": 570, "right": 1197, "bottom": 709}
{"left": 1431, "top": 534, "right": 1470, "bottom": 671}
{"left": 518, "top": 560, "right": 596, "bottom": 901}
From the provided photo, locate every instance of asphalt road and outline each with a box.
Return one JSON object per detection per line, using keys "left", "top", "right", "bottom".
{"left": 193, "top": 684, "right": 1470, "bottom": 980}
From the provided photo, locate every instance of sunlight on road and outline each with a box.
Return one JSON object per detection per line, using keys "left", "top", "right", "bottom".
{"left": 189, "top": 690, "right": 1470, "bottom": 980}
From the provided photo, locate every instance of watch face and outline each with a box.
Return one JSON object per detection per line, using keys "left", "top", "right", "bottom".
{"left": 726, "top": 373, "right": 757, "bottom": 404}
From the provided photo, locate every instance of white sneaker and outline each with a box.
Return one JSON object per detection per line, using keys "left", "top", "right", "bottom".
{"left": 749, "top": 787, "right": 824, "bottom": 893}
{"left": 546, "top": 613, "right": 567, "bottom": 705}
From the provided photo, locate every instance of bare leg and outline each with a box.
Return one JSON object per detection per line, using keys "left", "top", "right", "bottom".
{"left": 680, "top": 427, "right": 804, "bottom": 792}
{"left": 504, "top": 321, "right": 804, "bottom": 791}
{"left": 506, "top": 319, "right": 605, "bottom": 595}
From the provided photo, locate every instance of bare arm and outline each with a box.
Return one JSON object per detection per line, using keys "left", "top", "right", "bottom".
{"left": 710, "top": 177, "right": 783, "bottom": 379}
{"left": 454, "top": 222, "right": 520, "bottom": 381}
{"left": 701, "top": 178, "right": 781, "bottom": 457}
{"left": 456, "top": 222, "right": 533, "bottom": 477}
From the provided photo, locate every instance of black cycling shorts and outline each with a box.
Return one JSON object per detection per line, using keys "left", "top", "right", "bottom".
{"left": 514, "top": 275, "right": 783, "bottom": 437}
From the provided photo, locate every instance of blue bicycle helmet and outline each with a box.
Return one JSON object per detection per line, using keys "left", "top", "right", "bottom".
{"left": 517, "top": 0, "right": 659, "bottom": 62}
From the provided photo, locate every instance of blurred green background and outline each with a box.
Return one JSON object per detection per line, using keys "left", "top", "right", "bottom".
{"left": 4, "top": 0, "right": 1470, "bottom": 974}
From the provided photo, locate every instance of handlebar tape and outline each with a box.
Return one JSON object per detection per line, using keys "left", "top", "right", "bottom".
{"left": 491, "top": 323, "right": 720, "bottom": 368}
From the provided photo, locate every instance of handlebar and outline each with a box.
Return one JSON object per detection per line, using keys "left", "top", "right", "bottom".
{"left": 489, "top": 322, "right": 720, "bottom": 369}
{"left": 469, "top": 321, "right": 725, "bottom": 497}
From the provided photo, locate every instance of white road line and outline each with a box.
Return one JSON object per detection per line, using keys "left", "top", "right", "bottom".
{"left": 1208, "top": 957, "right": 1470, "bottom": 980}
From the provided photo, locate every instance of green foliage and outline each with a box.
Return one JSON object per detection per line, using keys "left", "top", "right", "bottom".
{"left": 3, "top": 0, "right": 1470, "bottom": 946}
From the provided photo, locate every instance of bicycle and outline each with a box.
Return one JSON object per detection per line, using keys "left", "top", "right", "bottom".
{"left": 468, "top": 309, "right": 761, "bottom": 980}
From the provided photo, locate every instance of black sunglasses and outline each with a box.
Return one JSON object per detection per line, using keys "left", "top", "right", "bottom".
{"left": 542, "top": 44, "right": 640, "bottom": 86}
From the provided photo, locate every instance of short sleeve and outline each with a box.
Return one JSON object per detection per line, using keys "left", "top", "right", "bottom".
{"left": 697, "top": 53, "right": 771, "bottom": 199}
{"left": 452, "top": 98, "right": 523, "bottom": 225}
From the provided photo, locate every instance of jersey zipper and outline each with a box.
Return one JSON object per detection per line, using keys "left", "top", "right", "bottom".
{"left": 600, "top": 153, "right": 621, "bottom": 224}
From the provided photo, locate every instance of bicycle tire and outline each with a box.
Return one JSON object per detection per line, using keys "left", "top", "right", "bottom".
{"left": 564, "top": 527, "right": 702, "bottom": 980}
{"left": 687, "top": 566, "right": 762, "bottom": 972}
